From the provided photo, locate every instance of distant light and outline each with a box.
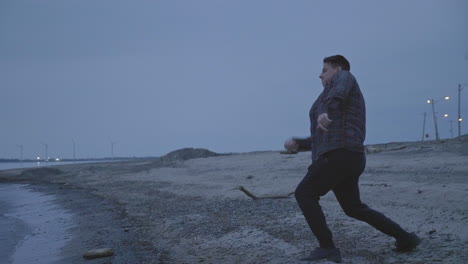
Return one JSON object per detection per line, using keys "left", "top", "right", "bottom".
{"left": 427, "top": 100, "right": 431, "bottom": 104}
{"left": 36, "top": 157, "right": 40, "bottom": 160}
{"left": 459, "top": 118, "right": 464, "bottom": 122}
{"left": 55, "top": 158, "right": 60, "bottom": 162}
{"left": 445, "top": 96, "right": 450, "bottom": 100}
{"left": 444, "top": 114, "right": 449, "bottom": 117}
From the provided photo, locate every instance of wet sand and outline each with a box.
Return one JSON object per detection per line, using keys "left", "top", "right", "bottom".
{"left": 0, "top": 181, "right": 149, "bottom": 264}
{"left": 0, "top": 137, "right": 467, "bottom": 263}
{"left": 0, "top": 184, "right": 73, "bottom": 264}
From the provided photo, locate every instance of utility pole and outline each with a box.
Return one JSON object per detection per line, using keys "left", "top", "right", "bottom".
{"left": 430, "top": 99, "right": 439, "bottom": 141}
{"left": 421, "top": 112, "right": 427, "bottom": 141}
{"left": 458, "top": 83, "right": 465, "bottom": 137}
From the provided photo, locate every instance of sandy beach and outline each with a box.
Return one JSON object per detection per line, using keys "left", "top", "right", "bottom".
{"left": 1, "top": 136, "right": 467, "bottom": 264}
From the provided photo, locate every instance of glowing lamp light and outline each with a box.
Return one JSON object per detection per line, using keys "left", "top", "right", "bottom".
{"left": 427, "top": 100, "right": 431, "bottom": 104}
{"left": 444, "top": 114, "right": 449, "bottom": 117}
{"left": 459, "top": 118, "right": 463, "bottom": 122}
{"left": 36, "top": 157, "right": 40, "bottom": 160}
{"left": 445, "top": 96, "right": 450, "bottom": 100}
{"left": 55, "top": 158, "right": 60, "bottom": 162}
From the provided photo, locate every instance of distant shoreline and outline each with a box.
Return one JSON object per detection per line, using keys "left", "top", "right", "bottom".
{"left": 2, "top": 134, "right": 466, "bottom": 163}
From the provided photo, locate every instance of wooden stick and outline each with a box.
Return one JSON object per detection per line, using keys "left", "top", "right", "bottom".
{"left": 238, "top": 186, "right": 294, "bottom": 200}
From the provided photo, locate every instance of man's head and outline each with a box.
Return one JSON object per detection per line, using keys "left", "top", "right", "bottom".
{"left": 319, "top": 55, "right": 350, "bottom": 86}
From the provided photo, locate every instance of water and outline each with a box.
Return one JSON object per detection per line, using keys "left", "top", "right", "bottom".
{"left": 0, "top": 160, "right": 119, "bottom": 263}
{"left": 0, "top": 184, "right": 74, "bottom": 264}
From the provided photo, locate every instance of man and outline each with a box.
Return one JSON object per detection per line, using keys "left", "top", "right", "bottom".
{"left": 284, "top": 55, "right": 420, "bottom": 263}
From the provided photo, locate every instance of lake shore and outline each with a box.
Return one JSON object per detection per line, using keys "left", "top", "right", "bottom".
{"left": 1, "top": 137, "right": 467, "bottom": 263}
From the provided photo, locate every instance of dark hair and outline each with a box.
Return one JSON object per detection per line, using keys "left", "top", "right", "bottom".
{"left": 323, "top": 55, "right": 350, "bottom": 71}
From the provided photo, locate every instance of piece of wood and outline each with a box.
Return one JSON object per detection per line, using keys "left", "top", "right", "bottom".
{"left": 83, "top": 248, "right": 114, "bottom": 260}
{"left": 238, "top": 186, "right": 294, "bottom": 200}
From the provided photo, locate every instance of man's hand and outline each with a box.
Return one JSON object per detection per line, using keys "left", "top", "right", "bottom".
{"left": 284, "top": 139, "right": 299, "bottom": 152}
{"left": 317, "top": 113, "right": 332, "bottom": 132}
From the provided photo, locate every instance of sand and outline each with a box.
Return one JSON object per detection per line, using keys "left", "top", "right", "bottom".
{"left": 0, "top": 137, "right": 467, "bottom": 264}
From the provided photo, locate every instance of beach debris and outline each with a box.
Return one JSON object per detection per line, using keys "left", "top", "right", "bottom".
{"left": 246, "top": 175, "right": 254, "bottom": 180}
{"left": 83, "top": 248, "right": 114, "bottom": 260}
{"left": 237, "top": 186, "right": 294, "bottom": 200}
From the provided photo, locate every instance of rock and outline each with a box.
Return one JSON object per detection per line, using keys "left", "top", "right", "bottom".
{"left": 83, "top": 248, "right": 114, "bottom": 260}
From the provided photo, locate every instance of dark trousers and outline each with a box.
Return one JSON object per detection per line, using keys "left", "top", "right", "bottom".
{"left": 295, "top": 148, "right": 409, "bottom": 248}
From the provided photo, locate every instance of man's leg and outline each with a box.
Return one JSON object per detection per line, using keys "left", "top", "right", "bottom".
{"left": 332, "top": 153, "right": 412, "bottom": 241}
{"left": 294, "top": 149, "right": 352, "bottom": 249}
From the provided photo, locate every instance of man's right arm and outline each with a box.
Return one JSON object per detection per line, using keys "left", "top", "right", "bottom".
{"left": 292, "top": 137, "right": 312, "bottom": 151}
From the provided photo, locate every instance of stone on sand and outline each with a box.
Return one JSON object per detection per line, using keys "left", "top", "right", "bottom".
{"left": 83, "top": 248, "right": 114, "bottom": 260}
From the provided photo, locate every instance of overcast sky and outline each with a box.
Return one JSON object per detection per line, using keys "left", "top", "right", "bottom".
{"left": 1, "top": 0, "right": 467, "bottom": 159}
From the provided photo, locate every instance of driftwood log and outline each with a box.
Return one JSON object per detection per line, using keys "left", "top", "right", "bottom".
{"left": 83, "top": 248, "right": 114, "bottom": 260}
{"left": 237, "top": 186, "right": 294, "bottom": 200}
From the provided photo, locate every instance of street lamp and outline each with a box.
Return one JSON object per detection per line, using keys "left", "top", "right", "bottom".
{"left": 421, "top": 112, "right": 427, "bottom": 142}
{"left": 426, "top": 96, "right": 450, "bottom": 141}
{"left": 442, "top": 114, "right": 453, "bottom": 138}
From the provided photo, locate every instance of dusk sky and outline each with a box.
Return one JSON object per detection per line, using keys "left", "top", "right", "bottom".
{"left": 1, "top": 0, "right": 467, "bottom": 159}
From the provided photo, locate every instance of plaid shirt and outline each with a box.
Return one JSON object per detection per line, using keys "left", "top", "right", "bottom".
{"left": 295, "top": 70, "right": 366, "bottom": 160}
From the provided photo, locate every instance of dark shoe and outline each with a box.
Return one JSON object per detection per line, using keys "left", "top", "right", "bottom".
{"left": 300, "top": 247, "right": 341, "bottom": 262}
{"left": 394, "top": 232, "right": 421, "bottom": 252}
